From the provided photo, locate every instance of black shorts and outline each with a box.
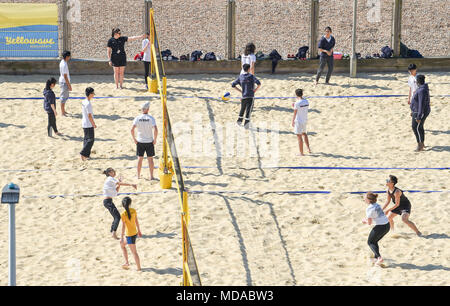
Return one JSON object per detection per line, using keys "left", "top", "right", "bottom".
{"left": 137, "top": 142, "right": 155, "bottom": 157}
{"left": 392, "top": 204, "right": 411, "bottom": 215}
{"left": 111, "top": 55, "right": 127, "bottom": 67}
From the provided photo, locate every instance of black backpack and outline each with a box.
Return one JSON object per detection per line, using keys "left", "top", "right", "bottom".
{"left": 296, "top": 46, "right": 309, "bottom": 59}
{"left": 190, "top": 51, "right": 202, "bottom": 61}
{"left": 161, "top": 49, "right": 172, "bottom": 57}
{"left": 381, "top": 46, "right": 393, "bottom": 58}
{"left": 203, "top": 52, "right": 216, "bottom": 61}
{"left": 269, "top": 49, "right": 282, "bottom": 60}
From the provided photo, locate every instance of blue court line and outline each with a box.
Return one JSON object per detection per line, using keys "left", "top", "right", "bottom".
{"left": 2, "top": 165, "right": 449, "bottom": 173}
{"left": 22, "top": 189, "right": 449, "bottom": 199}
{"left": 1, "top": 94, "right": 449, "bottom": 101}
{"left": 265, "top": 166, "right": 450, "bottom": 170}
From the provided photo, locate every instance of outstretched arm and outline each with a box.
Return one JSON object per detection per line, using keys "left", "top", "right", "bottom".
{"left": 128, "top": 34, "right": 146, "bottom": 42}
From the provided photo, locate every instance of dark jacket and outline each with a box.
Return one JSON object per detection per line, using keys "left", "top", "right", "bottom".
{"left": 318, "top": 36, "right": 335, "bottom": 58}
{"left": 231, "top": 73, "right": 261, "bottom": 98}
{"left": 410, "top": 83, "right": 430, "bottom": 119}
{"left": 43, "top": 88, "right": 56, "bottom": 113}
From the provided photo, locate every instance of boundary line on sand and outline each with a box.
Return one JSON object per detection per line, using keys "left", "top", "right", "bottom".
{"left": 22, "top": 189, "right": 449, "bottom": 199}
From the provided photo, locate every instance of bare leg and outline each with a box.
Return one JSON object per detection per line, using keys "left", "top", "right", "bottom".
{"left": 297, "top": 134, "right": 304, "bottom": 156}
{"left": 401, "top": 213, "right": 421, "bottom": 236}
{"left": 303, "top": 133, "right": 311, "bottom": 153}
{"left": 148, "top": 157, "right": 154, "bottom": 179}
{"left": 137, "top": 156, "right": 144, "bottom": 179}
{"left": 387, "top": 212, "right": 396, "bottom": 232}
{"left": 120, "top": 240, "right": 129, "bottom": 269}
{"left": 119, "top": 66, "right": 125, "bottom": 89}
{"left": 129, "top": 244, "right": 141, "bottom": 271}
{"left": 113, "top": 67, "right": 120, "bottom": 89}
{"left": 61, "top": 103, "right": 66, "bottom": 116}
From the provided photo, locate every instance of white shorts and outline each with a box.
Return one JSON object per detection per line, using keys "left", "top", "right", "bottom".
{"left": 294, "top": 121, "right": 307, "bottom": 134}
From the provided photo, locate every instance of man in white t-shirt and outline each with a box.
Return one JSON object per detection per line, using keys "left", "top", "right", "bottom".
{"left": 131, "top": 102, "right": 158, "bottom": 179}
{"left": 59, "top": 51, "right": 72, "bottom": 116}
{"left": 80, "top": 87, "right": 96, "bottom": 161}
{"left": 292, "top": 89, "right": 311, "bottom": 156}
{"left": 407, "top": 64, "right": 418, "bottom": 105}
{"left": 142, "top": 33, "right": 151, "bottom": 89}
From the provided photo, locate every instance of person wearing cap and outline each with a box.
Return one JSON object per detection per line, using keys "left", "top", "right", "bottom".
{"left": 407, "top": 64, "right": 418, "bottom": 105}
{"left": 80, "top": 87, "right": 96, "bottom": 161}
{"left": 131, "top": 102, "right": 158, "bottom": 179}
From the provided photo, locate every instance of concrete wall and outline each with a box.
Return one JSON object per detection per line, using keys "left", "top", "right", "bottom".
{"left": 1, "top": 57, "right": 449, "bottom": 75}
{"left": 2, "top": 0, "right": 450, "bottom": 60}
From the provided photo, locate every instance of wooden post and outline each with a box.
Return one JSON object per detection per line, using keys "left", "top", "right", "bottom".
{"left": 350, "top": 0, "right": 358, "bottom": 77}
{"left": 62, "top": 0, "right": 69, "bottom": 54}
{"left": 226, "top": 0, "right": 236, "bottom": 60}
{"left": 309, "top": 0, "right": 319, "bottom": 59}
{"left": 145, "top": 0, "right": 152, "bottom": 34}
{"left": 392, "top": 0, "right": 402, "bottom": 57}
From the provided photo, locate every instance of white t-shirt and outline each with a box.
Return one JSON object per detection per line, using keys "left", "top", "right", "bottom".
{"left": 81, "top": 99, "right": 94, "bottom": 128}
{"left": 366, "top": 203, "right": 389, "bottom": 225}
{"left": 142, "top": 39, "right": 151, "bottom": 62}
{"left": 294, "top": 98, "right": 309, "bottom": 123}
{"left": 240, "top": 54, "right": 256, "bottom": 74}
{"left": 408, "top": 75, "right": 418, "bottom": 95}
{"left": 133, "top": 113, "right": 157, "bottom": 143}
{"left": 59, "top": 59, "right": 70, "bottom": 84}
{"left": 103, "top": 176, "right": 118, "bottom": 198}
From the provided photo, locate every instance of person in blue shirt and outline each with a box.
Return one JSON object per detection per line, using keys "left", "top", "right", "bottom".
{"left": 315, "top": 27, "right": 336, "bottom": 85}
{"left": 410, "top": 74, "right": 431, "bottom": 151}
{"left": 231, "top": 64, "right": 261, "bottom": 128}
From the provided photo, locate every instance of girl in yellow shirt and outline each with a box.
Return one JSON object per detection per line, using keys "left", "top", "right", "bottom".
{"left": 120, "top": 197, "right": 142, "bottom": 271}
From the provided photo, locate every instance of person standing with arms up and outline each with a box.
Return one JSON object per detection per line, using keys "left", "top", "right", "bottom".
{"left": 410, "top": 74, "right": 431, "bottom": 152}
{"left": 131, "top": 102, "right": 158, "bottom": 180}
{"left": 59, "top": 50, "right": 72, "bottom": 116}
{"left": 107, "top": 28, "right": 145, "bottom": 89}
{"left": 315, "top": 27, "right": 335, "bottom": 85}
{"left": 383, "top": 175, "right": 422, "bottom": 236}
{"left": 362, "top": 192, "right": 390, "bottom": 266}
{"left": 80, "top": 87, "right": 96, "bottom": 161}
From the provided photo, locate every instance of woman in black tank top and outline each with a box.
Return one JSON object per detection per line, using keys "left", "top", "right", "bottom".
{"left": 382, "top": 175, "right": 422, "bottom": 236}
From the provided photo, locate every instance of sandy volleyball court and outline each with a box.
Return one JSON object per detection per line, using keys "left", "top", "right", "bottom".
{"left": 0, "top": 72, "right": 448, "bottom": 285}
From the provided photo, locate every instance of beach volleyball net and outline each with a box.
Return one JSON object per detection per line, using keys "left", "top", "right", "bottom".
{"left": 149, "top": 8, "right": 201, "bottom": 286}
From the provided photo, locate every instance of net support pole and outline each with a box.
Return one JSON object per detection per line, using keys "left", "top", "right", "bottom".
{"left": 145, "top": 0, "right": 152, "bottom": 34}
{"left": 350, "top": 0, "right": 358, "bottom": 78}
{"left": 392, "top": 0, "right": 402, "bottom": 57}
{"left": 149, "top": 8, "right": 158, "bottom": 93}
{"left": 8, "top": 204, "right": 16, "bottom": 286}
{"left": 226, "top": 0, "right": 236, "bottom": 60}
{"left": 62, "top": 0, "right": 69, "bottom": 54}
{"left": 309, "top": 0, "right": 319, "bottom": 59}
